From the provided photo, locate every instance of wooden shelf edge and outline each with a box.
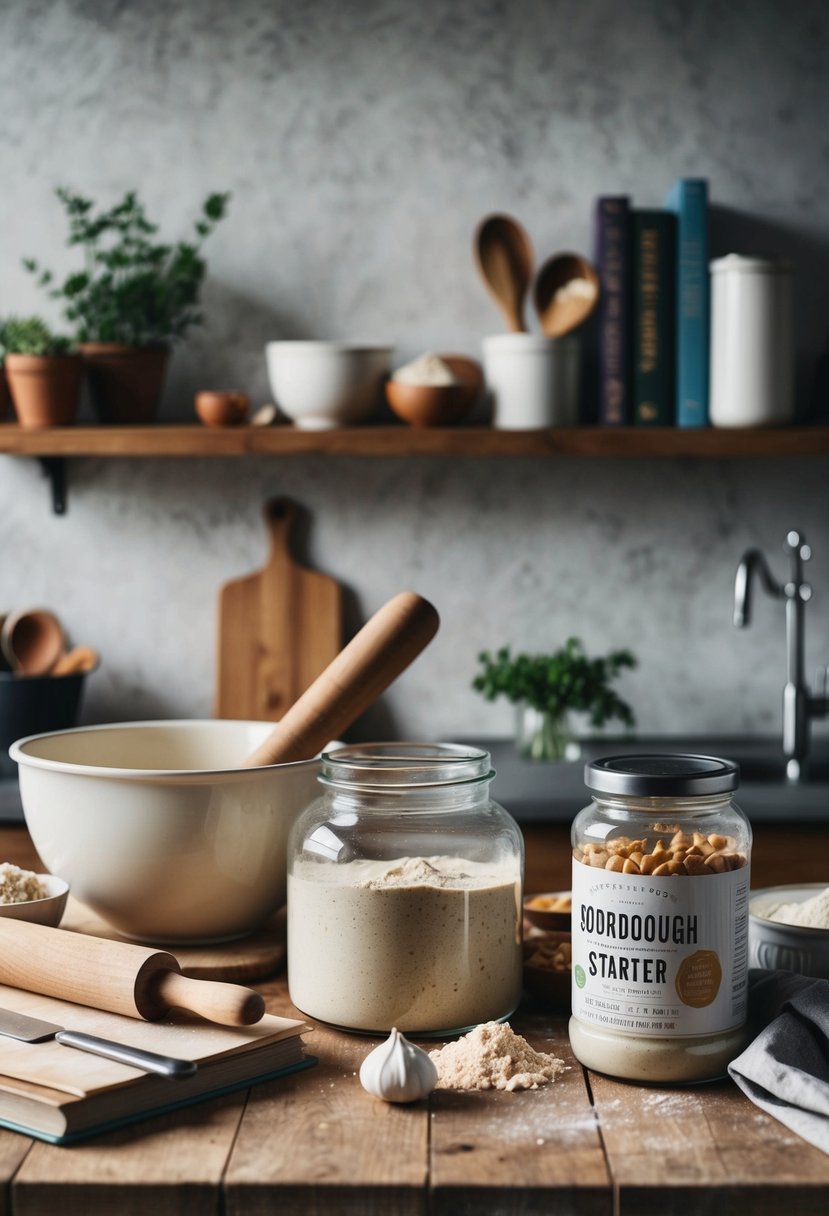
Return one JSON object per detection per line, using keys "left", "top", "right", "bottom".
{"left": 0, "top": 423, "right": 827, "bottom": 458}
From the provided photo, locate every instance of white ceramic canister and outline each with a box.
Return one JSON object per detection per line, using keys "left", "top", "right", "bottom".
{"left": 709, "top": 255, "right": 795, "bottom": 427}
{"left": 482, "top": 334, "right": 580, "bottom": 429}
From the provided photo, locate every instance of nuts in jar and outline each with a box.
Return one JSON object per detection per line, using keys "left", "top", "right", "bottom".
{"left": 569, "top": 755, "right": 752, "bottom": 1083}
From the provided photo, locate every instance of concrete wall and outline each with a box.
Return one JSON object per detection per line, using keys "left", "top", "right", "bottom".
{"left": 1, "top": 0, "right": 827, "bottom": 746}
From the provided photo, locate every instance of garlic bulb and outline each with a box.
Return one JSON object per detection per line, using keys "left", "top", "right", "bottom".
{"left": 359, "top": 1027, "right": 438, "bottom": 1103}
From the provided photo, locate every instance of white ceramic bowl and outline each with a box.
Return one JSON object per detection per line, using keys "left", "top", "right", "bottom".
{"left": 749, "top": 884, "right": 829, "bottom": 978}
{"left": 10, "top": 720, "right": 321, "bottom": 945}
{"left": 0, "top": 873, "right": 69, "bottom": 927}
{"left": 265, "top": 341, "right": 393, "bottom": 429}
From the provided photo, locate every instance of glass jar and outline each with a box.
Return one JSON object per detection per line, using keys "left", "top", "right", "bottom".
{"left": 569, "top": 754, "right": 752, "bottom": 1083}
{"left": 287, "top": 742, "right": 524, "bottom": 1035}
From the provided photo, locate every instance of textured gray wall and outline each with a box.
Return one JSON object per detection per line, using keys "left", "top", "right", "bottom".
{"left": 1, "top": 0, "right": 828, "bottom": 746}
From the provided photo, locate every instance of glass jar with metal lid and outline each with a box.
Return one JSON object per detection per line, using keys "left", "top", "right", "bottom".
{"left": 569, "top": 754, "right": 751, "bottom": 1083}
{"left": 287, "top": 743, "right": 524, "bottom": 1036}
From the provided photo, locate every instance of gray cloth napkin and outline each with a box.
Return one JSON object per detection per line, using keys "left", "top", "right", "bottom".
{"left": 728, "top": 969, "right": 829, "bottom": 1154}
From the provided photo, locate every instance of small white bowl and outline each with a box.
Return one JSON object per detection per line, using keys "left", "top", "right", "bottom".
{"left": 0, "top": 873, "right": 70, "bottom": 927}
{"left": 265, "top": 341, "right": 393, "bottom": 429}
{"left": 749, "top": 884, "right": 829, "bottom": 978}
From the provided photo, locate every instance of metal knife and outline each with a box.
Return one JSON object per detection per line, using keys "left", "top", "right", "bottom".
{"left": 0, "top": 1007, "right": 197, "bottom": 1079}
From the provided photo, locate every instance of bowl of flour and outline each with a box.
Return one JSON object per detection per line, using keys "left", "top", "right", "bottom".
{"left": 749, "top": 884, "right": 829, "bottom": 978}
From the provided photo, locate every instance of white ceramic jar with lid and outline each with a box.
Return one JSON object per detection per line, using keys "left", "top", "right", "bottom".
{"left": 287, "top": 743, "right": 524, "bottom": 1035}
{"left": 709, "top": 254, "right": 795, "bottom": 427}
{"left": 569, "top": 754, "right": 751, "bottom": 1083}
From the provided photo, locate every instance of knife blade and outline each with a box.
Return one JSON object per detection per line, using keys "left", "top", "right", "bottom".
{"left": 0, "top": 1007, "right": 197, "bottom": 1079}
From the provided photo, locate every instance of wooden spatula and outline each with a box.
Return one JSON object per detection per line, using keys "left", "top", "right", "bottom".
{"left": 244, "top": 591, "right": 440, "bottom": 767}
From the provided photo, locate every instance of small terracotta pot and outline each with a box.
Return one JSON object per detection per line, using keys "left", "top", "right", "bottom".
{"left": 195, "top": 390, "right": 250, "bottom": 427}
{"left": 79, "top": 342, "right": 169, "bottom": 424}
{"left": 5, "top": 353, "right": 83, "bottom": 429}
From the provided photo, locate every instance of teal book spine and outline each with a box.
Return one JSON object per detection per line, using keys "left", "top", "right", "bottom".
{"left": 664, "top": 178, "right": 709, "bottom": 427}
{"left": 632, "top": 210, "right": 676, "bottom": 425}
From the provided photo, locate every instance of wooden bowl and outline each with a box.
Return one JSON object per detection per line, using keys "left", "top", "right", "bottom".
{"left": 195, "top": 391, "right": 250, "bottom": 427}
{"left": 0, "top": 874, "right": 69, "bottom": 927}
{"left": 523, "top": 890, "right": 572, "bottom": 932}
{"left": 385, "top": 355, "right": 483, "bottom": 428}
{"left": 522, "top": 930, "right": 571, "bottom": 1010}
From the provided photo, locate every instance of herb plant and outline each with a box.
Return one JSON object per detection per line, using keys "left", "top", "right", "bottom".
{"left": 473, "top": 638, "right": 637, "bottom": 729}
{"left": 1, "top": 316, "right": 72, "bottom": 357}
{"left": 24, "top": 188, "right": 230, "bottom": 347}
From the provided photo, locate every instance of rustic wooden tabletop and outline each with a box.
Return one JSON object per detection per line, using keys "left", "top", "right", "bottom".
{"left": 1, "top": 823, "right": 828, "bottom": 1215}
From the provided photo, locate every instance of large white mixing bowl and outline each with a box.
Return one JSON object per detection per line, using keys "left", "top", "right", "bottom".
{"left": 10, "top": 720, "right": 321, "bottom": 945}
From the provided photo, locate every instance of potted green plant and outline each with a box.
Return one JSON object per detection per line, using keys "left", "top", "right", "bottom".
{"left": 24, "top": 187, "right": 230, "bottom": 424}
{"left": 472, "top": 638, "right": 637, "bottom": 761}
{"left": 1, "top": 316, "right": 82, "bottom": 429}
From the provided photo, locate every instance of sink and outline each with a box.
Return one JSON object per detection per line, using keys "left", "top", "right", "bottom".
{"left": 455, "top": 736, "right": 829, "bottom": 824}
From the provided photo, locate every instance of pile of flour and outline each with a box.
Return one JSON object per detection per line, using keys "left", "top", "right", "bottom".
{"left": 768, "top": 886, "right": 829, "bottom": 928}
{"left": 430, "top": 1021, "right": 565, "bottom": 1092}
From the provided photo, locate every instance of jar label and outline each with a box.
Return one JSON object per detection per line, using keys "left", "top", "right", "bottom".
{"left": 571, "top": 860, "right": 749, "bottom": 1037}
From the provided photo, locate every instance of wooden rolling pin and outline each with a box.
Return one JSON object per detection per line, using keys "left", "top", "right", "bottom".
{"left": 244, "top": 590, "right": 440, "bottom": 767}
{"left": 0, "top": 920, "right": 265, "bottom": 1026}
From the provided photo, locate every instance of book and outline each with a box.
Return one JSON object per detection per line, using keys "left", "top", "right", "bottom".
{"left": 664, "top": 178, "right": 709, "bottom": 427}
{"left": 0, "top": 983, "right": 314, "bottom": 1144}
{"left": 632, "top": 210, "right": 676, "bottom": 425}
{"left": 593, "top": 196, "right": 632, "bottom": 425}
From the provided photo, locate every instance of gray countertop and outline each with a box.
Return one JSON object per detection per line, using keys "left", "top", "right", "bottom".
{"left": 2, "top": 735, "right": 827, "bottom": 829}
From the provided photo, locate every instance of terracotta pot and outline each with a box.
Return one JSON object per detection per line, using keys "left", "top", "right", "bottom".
{"left": 195, "top": 390, "right": 250, "bottom": 427}
{"left": 79, "top": 343, "right": 169, "bottom": 424}
{"left": 5, "top": 354, "right": 83, "bottom": 429}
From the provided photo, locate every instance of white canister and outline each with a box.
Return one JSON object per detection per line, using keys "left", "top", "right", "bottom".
{"left": 482, "top": 334, "right": 580, "bottom": 429}
{"left": 709, "top": 255, "right": 795, "bottom": 427}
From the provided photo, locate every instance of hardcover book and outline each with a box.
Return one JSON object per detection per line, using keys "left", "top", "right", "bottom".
{"left": 664, "top": 178, "right": 709, "bottom": 427}
{"left": 0, "top": 983, "right": 313, "bottom": 1144}
{"left": 593, "top": 196, "right": 631, "bottom": 425}
{"left": 632, "top": 209, "right": 676, "bottom": 425}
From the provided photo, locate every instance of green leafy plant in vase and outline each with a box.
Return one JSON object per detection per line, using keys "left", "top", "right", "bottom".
{"left": 1, "top": 316, "right": 82, "bottom": 429}
{"left": 473, "top": 638, "right": 637, "bottom": 761}
{"left": 24, "top": 188, "right": 230, "bottom": 423}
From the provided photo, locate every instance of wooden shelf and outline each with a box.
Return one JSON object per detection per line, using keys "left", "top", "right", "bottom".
{"left": 1, "top": 422, "right": 828, "bottom": 458}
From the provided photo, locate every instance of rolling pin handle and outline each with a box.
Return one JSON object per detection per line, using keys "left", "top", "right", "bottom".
{"left": 153, "top": 971, "right": 266, "bottom": 1027}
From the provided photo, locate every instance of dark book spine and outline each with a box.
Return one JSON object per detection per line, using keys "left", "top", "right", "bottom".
{"left": 593, "top": 197, "right": 631, "bottom": 425}
{"left": 632, "top": 210, "right": 676, "bottom": 425}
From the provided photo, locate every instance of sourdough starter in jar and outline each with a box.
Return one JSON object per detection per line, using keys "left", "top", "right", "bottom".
{"left": 287, "top": 744, "right": 524, "bottom": 1036}
{"left": 289, "top": 855, "right": 521, "bottom": 1033}
{"left": 569, "top": 755, "right": 751, "bottom": 1083}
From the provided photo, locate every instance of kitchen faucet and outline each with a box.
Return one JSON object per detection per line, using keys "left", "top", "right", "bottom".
{"left": 733, "top": 529, "right": 828, "bottom": 780}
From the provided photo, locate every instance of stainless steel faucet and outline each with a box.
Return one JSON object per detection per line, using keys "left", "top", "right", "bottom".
{"left": 734, "top": 529, "right": 828, "bottom": 780}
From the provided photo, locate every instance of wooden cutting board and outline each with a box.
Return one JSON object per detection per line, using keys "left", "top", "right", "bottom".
{"left": 61, "top": 899, "right": 287, "bottom": 983}
{"left": 215, "top": 497, "right": 342, "bottom": 721}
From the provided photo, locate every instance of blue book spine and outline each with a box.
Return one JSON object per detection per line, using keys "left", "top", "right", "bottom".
{"left": 593, "top": 196, "right": 631, "bottom": 425}
{"left": 664, "top": 178, "right": 709, "bottom": 427}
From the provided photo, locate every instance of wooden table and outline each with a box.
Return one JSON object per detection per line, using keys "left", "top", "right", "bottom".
{"left": 1, "top": 823, "right": 828, "bottom": 1215}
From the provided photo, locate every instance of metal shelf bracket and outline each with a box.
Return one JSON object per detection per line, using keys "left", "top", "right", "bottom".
{"left": 38, "top": 457, "right": 67, "bottom": 515}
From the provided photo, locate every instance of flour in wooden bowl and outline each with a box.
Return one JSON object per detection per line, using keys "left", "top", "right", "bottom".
{"left": 429, "top": 1021, "right": 565, "bottom": 1091}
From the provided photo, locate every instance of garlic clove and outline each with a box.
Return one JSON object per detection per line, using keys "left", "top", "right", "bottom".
{"left": 359, "top": 1027, "right": 438, "bottom": 1103}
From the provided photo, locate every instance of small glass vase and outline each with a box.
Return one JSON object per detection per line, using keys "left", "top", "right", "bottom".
{"left": 515, "top": 705, "right": 581, "bottom": 762}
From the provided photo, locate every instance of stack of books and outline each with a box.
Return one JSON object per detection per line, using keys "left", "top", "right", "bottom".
{"left": 0, "top": 982, "right": 313, "bottom": 1144}
{"left": 593, "top": 179, "right": 709, "bottom": 427}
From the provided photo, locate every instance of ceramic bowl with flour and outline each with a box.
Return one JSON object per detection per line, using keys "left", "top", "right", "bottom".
{"left": 749, "top": 884, "right": 829, "bottom": 979}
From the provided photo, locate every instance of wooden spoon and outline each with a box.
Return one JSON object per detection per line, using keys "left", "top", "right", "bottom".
{"left": 244, "top": 591, "right": 439, "bottom": 767}
{"left": 474, "top": 214, "right": 534, "bottom": 333}
{"left": 0, "top": 609, "right": 64, "bottom": 676}
{"left": 534, "top": 253, "right": 600, "bottom": 337}
{"left": 51, "top": 646, "right": 99, "bottom": 676}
